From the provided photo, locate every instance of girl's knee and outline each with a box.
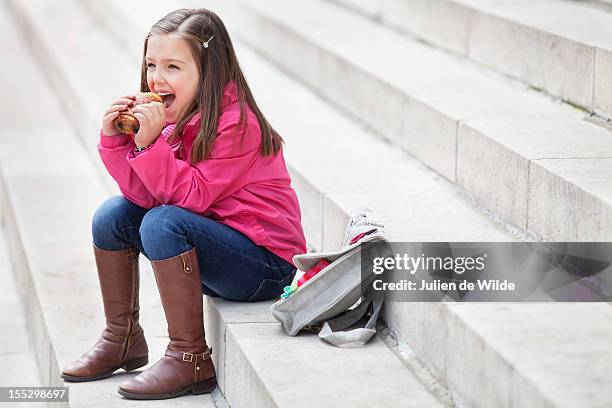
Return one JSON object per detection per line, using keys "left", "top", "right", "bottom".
{"left": 92, "top": 196, "right": 133, "bottom": 234}
{"left": 140, "top": 205, "right": 181, "bottom": 233}
{"left": 92, "top": 196, "right": 147, "bottom": 250}
{"left": 139, "top": 206, "right": 189, "bottom": 257}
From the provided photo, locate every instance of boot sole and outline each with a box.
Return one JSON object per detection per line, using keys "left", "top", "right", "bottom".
{"left": 61, "top": 355, "right": 149, "bottom": 382}
{"left": 118, "top": 377, "right": 217, "bottom": 400}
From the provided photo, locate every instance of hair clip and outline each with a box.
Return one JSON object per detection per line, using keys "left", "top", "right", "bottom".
{"left": 203, "top": 35, "right": 214, "bottom": 48}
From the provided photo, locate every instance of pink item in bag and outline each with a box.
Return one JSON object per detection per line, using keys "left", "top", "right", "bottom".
{"left": 297, "top": 259, "right": 331, "bottom": 287}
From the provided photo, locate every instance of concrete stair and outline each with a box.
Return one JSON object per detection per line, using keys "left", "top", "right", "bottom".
{"left": 0, "top": 224, "right": 42, "bottom": 399}
{"left": 2, "top": 0, "right": 612, "bottom": 408}
{"left": 330, "top": 0, "right": 612, "bottom": 120}
{"left": 201, "top": 0, "right": 612, "bottom": 244}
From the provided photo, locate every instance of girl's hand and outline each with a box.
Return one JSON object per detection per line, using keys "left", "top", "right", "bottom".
{"left": 133, "top": 102, "right": 165, "bottom": 148}
{"left": 101, "top": 95, "right": 135, "bottom": 136}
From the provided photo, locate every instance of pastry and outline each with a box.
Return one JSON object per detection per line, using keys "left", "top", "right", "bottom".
{"left": 114, "top": 92, "right": 164, "bottom": 135}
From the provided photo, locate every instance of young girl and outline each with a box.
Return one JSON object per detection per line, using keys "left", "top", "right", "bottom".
{"left": 60, "top": 8, "right": 306, "bottom": 400}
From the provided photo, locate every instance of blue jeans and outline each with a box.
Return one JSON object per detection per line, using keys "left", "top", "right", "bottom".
{"left": 92, "top": 196, "right": 297, "bottom": 302}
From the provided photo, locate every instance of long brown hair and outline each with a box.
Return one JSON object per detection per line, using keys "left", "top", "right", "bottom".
{"left": 140, "top": 8, "right": 283, "bottom": 164}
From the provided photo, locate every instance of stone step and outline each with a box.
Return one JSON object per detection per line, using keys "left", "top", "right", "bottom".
{"left": 330, "top": 0, "right": 612, "bottom": 120}
{"left": 3, "top": 0, "right": 445, "bottom": 407}
{"left": 203, "top": 297, "right": 444, "bottom": 408}
{"left": 0, "top": 223, "right": 42, "bottom": 393}
{"left": 0, "top": 1, "right": 218, "bottom": 406}
{"left": 10, "top": 0, "right": 612, "bottom": 408}
{"left": 194, "top": 0, "right": 612, "bottom": 243}
{"left": 89, "top": 1, "right": 612, "bottom": 408}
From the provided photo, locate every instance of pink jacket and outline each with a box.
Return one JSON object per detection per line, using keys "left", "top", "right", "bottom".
{"left": 97, "top": 81, "right": 306, "bottom": 265}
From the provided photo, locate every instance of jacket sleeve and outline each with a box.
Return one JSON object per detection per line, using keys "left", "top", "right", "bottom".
{"left": 97, "top": 130, "right": 160, "bottom": 209}
{"left": 127, "top": 114, "right": 260, "bottom": 213}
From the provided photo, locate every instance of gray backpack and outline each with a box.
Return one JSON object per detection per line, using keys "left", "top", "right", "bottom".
{"left": 270, "top": 209, "right": 389, "bottom": 348}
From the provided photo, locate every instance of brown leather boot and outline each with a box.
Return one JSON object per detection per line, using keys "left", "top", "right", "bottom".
{"left": 118, "top": 248, "right": 216, "bottom": 400}
{"left": 61, "top": 245, "right": 149, "bottom": 382}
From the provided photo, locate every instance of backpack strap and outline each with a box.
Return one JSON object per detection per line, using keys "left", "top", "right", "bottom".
{"left": 317, "top": 284, "right": 383, "bottom": 348}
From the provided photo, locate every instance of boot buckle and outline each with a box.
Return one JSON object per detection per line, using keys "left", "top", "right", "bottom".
{"left": 182, "top": 352, "right": 194, "bottom": 362}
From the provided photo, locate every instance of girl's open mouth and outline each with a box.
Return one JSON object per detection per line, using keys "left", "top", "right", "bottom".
{"left": 161, "top": 93, "right": 176, "bottom": 109}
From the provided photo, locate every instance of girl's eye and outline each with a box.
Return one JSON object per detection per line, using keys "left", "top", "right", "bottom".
{"left": 169, "top": 64, "right": 179, "bottom": 70}
{"left": 147, "top": 63, "right": 155, "bottom": 69}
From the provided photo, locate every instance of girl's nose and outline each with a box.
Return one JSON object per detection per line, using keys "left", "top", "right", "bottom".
{"left": 153, "top": 70, "right": 166, "bottom": 86}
